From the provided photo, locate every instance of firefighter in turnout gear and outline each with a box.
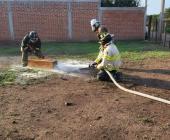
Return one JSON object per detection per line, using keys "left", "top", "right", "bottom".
{"left": 20, "top": 31, "right": 44, "bottom": 67}
{"left": 90, "top": 19, "right": 122, "bottom": 81}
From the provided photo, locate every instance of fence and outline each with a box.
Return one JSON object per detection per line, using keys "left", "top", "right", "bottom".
{"left": 147, "top": 16, "right": 159, "bottom": 41}
{"left": 0, "top": 0, "right": 145, "bottom": 42}
{"left": 147, "top": 15, "right": 170, "bottom": 48}
{"left": 163, "top": 19, "right": 170, "bottom": 48}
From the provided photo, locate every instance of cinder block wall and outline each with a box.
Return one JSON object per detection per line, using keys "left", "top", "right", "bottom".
{"left": 0, "top": 0, "right": 145, "bottom": 41}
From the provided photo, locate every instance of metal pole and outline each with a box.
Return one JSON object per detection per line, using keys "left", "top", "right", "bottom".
{"left": 98, "top": 0, "right": 102, "bottom": 23}
{"left": 144, "top": 0, "right": 147, "bottom": 40}
{"left": 158, "top": 0, "right": 165, "bottom": 41}
{"left": 7, "top": 1, "right": 15, "bottom": 40}
{"left": 68, "top": 1, "right": 72, "bottom": 40}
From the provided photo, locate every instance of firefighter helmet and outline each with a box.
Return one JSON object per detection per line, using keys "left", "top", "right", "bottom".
{"left": 29, "top": 31, "right": 38, "bottom": 43}
{"left": 90, "top": 19, "right": 100, "bottom": 32}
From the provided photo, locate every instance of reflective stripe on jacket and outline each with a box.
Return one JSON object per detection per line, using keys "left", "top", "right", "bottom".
{"left": 95, "top": 46, "right": 103, "bottom": 64}
{"left": 96, "top": 43, "right": 122, "bottom": 71}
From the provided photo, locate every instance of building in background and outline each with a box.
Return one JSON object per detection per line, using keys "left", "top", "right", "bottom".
{"left": 0, "top": 0, "right": 145, "bottom": 42}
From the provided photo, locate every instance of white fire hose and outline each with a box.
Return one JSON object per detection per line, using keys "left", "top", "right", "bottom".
{"left": 105, "top": 70, "right": 170, "bottom": 105}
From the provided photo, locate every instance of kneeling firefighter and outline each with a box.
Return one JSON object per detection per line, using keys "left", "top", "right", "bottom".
{"left": 20, "top": 31, "right": 44, "bottom": 67}
{"left": 90, "top": 19, "right": 122, "bottom": 81}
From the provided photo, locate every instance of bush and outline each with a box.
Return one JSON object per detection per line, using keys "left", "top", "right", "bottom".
{"left": 166, "top": 27, "right": 170, "bottom": 33}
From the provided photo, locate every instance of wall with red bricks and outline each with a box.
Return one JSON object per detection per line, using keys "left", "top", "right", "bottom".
{"left": 102, "top": 8, "right": 145, "bottom": 40}
{"left": 12, "top": 1, "right": 68, "bottom": 41}
{"left": 72, "top": 2, "right": 99, "bottom": 41}
{"left": 0, "top": 1, "right": 145, "bottom": 42}
{"left": 0, "top": 2, "right": 11, "bottom": 40}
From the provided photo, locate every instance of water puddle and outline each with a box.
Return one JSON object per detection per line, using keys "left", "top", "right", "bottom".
{"left": 52, "top": 60, "right": 93, "bottom": 77}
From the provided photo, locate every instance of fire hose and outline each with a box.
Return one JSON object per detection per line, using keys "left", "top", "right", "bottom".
{"left": 105, "top": 70, "right": 170, "bottom": 105}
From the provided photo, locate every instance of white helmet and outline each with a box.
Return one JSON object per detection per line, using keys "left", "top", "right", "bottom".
{"left": 90, "top": 19, "right": 100, "bottom": 32}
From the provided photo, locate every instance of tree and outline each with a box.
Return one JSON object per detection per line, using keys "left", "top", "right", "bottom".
{"left": 165, "top": 8, "right": 170, "bottom": 33}
{"left": 101, "top": 0, "right": 141, "bottom": 7}
{"left": 165, "top": 8, "right": 170, "bottom": 19}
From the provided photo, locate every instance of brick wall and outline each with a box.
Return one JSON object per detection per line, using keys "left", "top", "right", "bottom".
{"left": 101, "top": 8, "right": 145, "bottom": 40}
{"left": 72, "top": 2, "right": 99, "bottom": 41}
{"left": 0, "top": 2, "right": 10, "bottom": 40}
{"left": 0, "top": 0, "right": 145, "bottom": 41}
{"left": 12, "top": 1, "right": 68, "bottom": 41}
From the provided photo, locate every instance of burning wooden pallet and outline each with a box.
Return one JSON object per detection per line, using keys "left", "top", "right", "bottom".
{"left": 28, "top": 58, "right": 57, "bottom": 69}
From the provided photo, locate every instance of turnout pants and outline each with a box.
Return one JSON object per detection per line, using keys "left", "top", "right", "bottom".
{"left": 97, "top": 69, "right": 121, "bottom": 82}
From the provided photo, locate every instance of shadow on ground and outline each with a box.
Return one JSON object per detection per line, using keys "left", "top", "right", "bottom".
{"left": 122, "top": 74, "right": 170, "bottom": 90}
{"left": 122, "top": 68, "right": 170, "bottom": 75}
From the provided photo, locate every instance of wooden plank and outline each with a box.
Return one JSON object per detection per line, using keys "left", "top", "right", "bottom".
{"left": 28, "top": 58, "right": 57, "bottom": 69}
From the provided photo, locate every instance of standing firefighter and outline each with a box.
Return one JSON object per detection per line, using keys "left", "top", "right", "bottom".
{"left": 20, "top": 31, "right": 44, "bottom": 67}
{"left": 90, "top": 19, "right": 122, "bottom": 81}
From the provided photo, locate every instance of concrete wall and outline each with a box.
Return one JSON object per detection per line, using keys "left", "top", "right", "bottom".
{"left": 0, "top": 0, "right": 145, "bottom": 41}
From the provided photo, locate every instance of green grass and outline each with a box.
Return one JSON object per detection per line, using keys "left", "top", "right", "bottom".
{"left": 0, "top": 70, "right": 16, "bottom": 86}
{"left": 118, "top": 41, "right": 170, "bottom": 60}
{"left": 0, "top": 46, "right": 20, "bottom": 56}
{"left": 42, "top": 42, "right": 99, "bottom": 60}
{"left": 0, "top": 41, "right": 170, "bottom": 61}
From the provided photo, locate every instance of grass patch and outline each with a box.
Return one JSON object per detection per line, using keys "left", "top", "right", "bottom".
{"left": 43, "top": 42, "right": 98, "bottom": 55}
{"left": 42, "top": 41, "right": 170, "bottom": 61}
{"left": 0, "top": 47, "right": 20, "bottom": 56}
{"left": 117, "top": 41, "right": 170, "bottom": 61}
{"left": 0, "top": 70, "right": 16, "bottom": 86}
{"left": 0, "top": 67, "right": 56, "bottom": 86}
{"left": 137, "top": 116, "right": 155, "bottom": 124}
{"left": 0, "top": 41, "right": 170, "bottom": 61}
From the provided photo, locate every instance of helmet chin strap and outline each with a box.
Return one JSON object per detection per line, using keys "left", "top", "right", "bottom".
{"left": 91, "top": 26, "right": 96, "bottom": 32}
{"left": 92, "top": 25, "right": 99, "bottom": 32}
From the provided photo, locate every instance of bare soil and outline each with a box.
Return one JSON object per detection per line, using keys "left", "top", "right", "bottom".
{"left": 0, "top": 57, "right": 170, "bottom": 140}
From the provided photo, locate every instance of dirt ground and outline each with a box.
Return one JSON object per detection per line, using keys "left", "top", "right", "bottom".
{"left": 0, "top": 57, "right": 170, "bottom": 140}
